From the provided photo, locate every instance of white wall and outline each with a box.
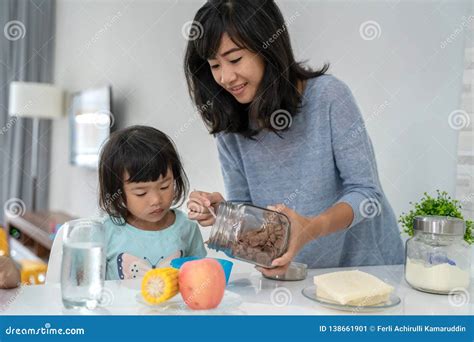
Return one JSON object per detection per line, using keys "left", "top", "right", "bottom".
{"left": 50, "top": 0, "right": 471, "bottom": 230}
{"left": 282, "top": 0, "right": 470, "bottom": 215}
{"left": 51, "top": 0, "right": 220, "bottom": 219}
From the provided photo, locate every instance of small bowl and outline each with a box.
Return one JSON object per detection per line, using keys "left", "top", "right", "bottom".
{"left": 170, "top": 257, "right": 233, "bottom": 284}
{"left": 263, "top": 262, "right": 308, "bottom": 281}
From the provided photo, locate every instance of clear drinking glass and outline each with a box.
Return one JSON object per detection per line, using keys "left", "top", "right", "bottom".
{"left": 60, "top": 218, "right": 106, "bottom": 309}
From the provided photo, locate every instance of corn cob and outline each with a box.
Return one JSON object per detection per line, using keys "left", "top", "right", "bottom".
{"left": 141, "top": 267, "right": 179, "bottom": 305}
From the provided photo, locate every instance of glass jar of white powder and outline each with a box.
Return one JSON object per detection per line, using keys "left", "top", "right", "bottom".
{"left": 405, "top": 216, "right": 471, "bottom": 294}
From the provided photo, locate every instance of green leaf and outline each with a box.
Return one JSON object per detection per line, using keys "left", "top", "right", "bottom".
{"left": 399, "top": 190, "right": 473, "bottom": 244}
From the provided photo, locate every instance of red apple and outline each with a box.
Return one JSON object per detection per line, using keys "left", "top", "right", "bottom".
{"left": 178, "top": 258, "right": 226, "bottom": 310}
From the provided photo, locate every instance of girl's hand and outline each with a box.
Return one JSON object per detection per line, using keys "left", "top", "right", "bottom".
{"left": 256, "top": 204, "right": 318, "bottom": 277}
{"left": 187, "top": 190, "right": 225, "bottom": 226}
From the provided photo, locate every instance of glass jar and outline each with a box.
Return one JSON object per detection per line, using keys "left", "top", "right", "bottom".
{"left": 405, "top": 216, "right": 471, "bottom": 294}
{"left": 207, "top": 202, "right": 291, "bottom": 268}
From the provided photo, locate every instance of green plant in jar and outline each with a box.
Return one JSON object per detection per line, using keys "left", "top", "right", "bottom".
{"left": 399, "top": 190, "right": 473, "bottom": 244}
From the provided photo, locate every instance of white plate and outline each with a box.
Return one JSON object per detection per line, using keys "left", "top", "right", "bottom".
{"left": 136, "top": 290, "right": 243, "bottom": 315}
{"left": 302, "top": 285, "right": 401, "bottom": 312}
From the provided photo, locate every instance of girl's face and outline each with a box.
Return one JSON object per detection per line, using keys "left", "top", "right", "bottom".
{"left": 208, "top": 33, "right": 265, "bottom": 104}
{"left": 123, "top": 168, "right": 175, "bottom": 228}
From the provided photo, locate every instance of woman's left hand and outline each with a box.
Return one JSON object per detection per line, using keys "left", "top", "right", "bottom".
{"left": 255, "top": 204, "right": 317, "bottom": 277}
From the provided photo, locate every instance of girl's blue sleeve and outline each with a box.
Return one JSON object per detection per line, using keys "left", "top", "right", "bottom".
{"left": 187, "top": 222, "right": 207, "bottom": 258}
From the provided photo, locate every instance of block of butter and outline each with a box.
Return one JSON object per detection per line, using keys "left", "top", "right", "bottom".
{"left": 313, "top": 270, "right": 394, "bottom": 306}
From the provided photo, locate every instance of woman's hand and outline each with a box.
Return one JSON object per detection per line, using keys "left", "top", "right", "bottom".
{"left": 256, "top": 202, "right": 352, "bottom": 277}
{"left": 187, "top": 190, "right": 225, "bottom": 226}
{"left": 256, "top": 204, "right": 323, "bottom": 277}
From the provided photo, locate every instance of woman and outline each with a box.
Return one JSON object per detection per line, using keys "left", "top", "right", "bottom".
{"left": 184, "top": 0, "right": 404, "bottom": 276}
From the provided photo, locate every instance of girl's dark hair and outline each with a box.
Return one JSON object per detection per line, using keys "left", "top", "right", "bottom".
{"left": 98, "top": 125, "right": 189, "bottom": 225}
{"left": 184, "top": 0, "right": 329, "bottom": 138}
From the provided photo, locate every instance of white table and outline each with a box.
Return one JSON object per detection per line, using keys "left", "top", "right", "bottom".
{"left": 1, "top": 265, "right": 472, "bottom": 315}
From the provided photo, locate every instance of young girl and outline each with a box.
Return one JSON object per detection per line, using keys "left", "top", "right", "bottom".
{"left": 98, "top": 125, "right": 206, "bottom": 280}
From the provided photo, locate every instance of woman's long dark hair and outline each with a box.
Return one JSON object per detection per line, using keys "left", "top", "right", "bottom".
{"left": 184, "top": 0, "right": 329, "bottom": 138}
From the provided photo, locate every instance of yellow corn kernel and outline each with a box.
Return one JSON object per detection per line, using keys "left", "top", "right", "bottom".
{"left": 141, "top": 267, "right": 179, "bottom": 305}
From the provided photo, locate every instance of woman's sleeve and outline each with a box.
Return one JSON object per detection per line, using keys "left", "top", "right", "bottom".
{"left": 216, "top": 135, "right": 252, "bottom": 203}
{"left": 329, "top": 79, "right": 383, "bottom": 228}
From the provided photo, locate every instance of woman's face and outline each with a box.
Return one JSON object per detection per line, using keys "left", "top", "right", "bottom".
{"left": 208, "top": 33, "right": 265, "bottom": 104}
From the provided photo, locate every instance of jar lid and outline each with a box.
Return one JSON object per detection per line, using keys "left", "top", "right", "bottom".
{"left": 413, "top": 216, "right": 465, "bottom": 236}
